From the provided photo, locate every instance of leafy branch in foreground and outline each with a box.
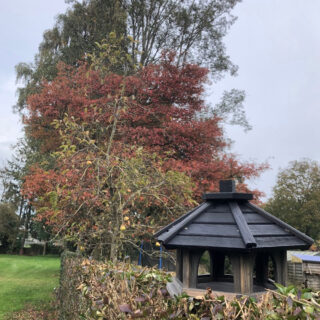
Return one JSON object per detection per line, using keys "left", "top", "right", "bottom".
{"left": 23, "top": 108, "right": 194, "bottom": 261}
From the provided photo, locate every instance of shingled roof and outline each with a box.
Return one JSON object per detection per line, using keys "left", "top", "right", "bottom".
{"left": 155, "top": 181, "right": 313, "bottom": 251}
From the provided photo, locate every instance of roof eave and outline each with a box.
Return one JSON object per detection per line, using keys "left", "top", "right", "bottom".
{"left": 203, "top": 192, "right": 253, "bottom": 201}
{"left": 162, "top": 243, "right": 311, "bottom": 251}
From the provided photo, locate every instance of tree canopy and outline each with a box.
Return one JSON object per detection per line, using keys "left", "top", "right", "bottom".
{"left": 0, "top": 203, "right": 19, "bottom": 252}
{"left": 20, "top": 45, "right": 265, "bottom": 258}
{"left": 15, "top": 0, "right": 241, "bottom": 112}
{"left": 1, "top": 0, "right": 269, "bottom": 257}
{"left": 24, "top": 51, "right": 265, "bottom": 199}
{"left": 265, "top": 159, "right": 320, "bottom": 240}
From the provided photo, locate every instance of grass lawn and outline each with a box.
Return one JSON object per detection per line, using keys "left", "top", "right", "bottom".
{"left": 0, "top": 255, "right": 60, "bottom": 319}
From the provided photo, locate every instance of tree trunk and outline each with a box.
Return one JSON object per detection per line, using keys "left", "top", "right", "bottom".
{"left": 42, "top": 241, "right": 47, "bottom": 256}
{"left": 20, "top": 205, "right": 31, "bottom": 255}
{"left": 110, "top": 231, "right": 119, "bottom": 263}
{"left": 18, "top": 197, "right": 24, "bottom": 221}
{"left": 11, "top": 197, "right": 25, "bottom": 253}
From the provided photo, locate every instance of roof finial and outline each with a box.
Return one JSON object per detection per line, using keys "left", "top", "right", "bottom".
{"left": 219, "top": 180, "right": 236, "bottom": 193}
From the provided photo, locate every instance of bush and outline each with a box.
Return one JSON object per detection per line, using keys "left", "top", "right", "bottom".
{"left": 58, "top": 251, "right": 89, "bottom": 319}
{"left": 58, "top": 252, "right": 320, "bottom": 319}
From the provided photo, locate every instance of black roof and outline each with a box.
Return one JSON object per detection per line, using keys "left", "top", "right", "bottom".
{"left": 155, "top": 181, "right": 313, "bottom": 251}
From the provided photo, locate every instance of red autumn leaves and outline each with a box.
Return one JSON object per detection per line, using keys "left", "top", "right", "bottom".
{"left": 24, "top": 53, "right": 265, "bottom": 205}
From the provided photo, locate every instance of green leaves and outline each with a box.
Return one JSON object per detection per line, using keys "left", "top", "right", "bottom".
{"left": 48, "top": 191, "right": 58, "bottom": 209}
{"left": 27, "top": 102, "right": 195, "bottom": 260}
{"left": 266, "top": 159, "right": 320, "bottom": 240}
{"left": 0, "top": 203, "right": 19, "bottom": 251}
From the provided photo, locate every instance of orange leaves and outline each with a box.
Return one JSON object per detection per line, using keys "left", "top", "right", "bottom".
{"left": 25, "top": 53, "right": 265, "bottom": 205}
{"left": 21, "top": 50, "right": 267, "bottom": 258}
{"left": 22, "top": 166, "right": 58, "bottom": 200}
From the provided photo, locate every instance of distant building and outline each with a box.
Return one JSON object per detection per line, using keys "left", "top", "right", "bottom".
{"left": 288, "top": 252, "right": 320, "bottom": 290}
{"left": 287, "top": 250, "right": 320, "bottom": 261}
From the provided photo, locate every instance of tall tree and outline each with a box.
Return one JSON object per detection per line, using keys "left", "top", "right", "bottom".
{"left": 10, "top": 0, "right": 249, "bottom": 201}
{"left": 3, "top": 1, "right": 266, "bottom": 257}
{"left": 125, "top": 0, "right": 239, "bottom": 74}
{"left": 15, "top": 0, "right": 126, "bottom": 112}
{"left": 21, "top": 44, "right": 265, "bottom": 258}
{"left": 15, "top": 0, "right": 241, "bottom": 112}
{"left": 0, "top": 138, "right": 54, "bottom": 253}
{"left": 22, "top": 53, "right": 196, "bottom": 259}
{"left": 265, "top": 159, "right": 320, "bottom": 240}
{"left": 0, "top": 203, "right": 19, "bottom": 253}
{"left": 24, "top": 51, "right": 265, "bottom": 198}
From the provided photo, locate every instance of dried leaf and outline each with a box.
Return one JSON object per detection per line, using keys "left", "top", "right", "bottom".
{"left": 119, "top": 303, "right": 132, "bottom": 313}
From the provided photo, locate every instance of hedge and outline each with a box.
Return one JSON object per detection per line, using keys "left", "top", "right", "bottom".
{"left": 58, "top": 252, "right": 320, "bottom": 319}
{"left": 58, "top": 251, "right": 89, "bottom": 319}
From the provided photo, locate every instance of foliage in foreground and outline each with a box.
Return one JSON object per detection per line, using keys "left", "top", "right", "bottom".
{"left": 58, "top": 254, "right": 320, "bottom": 320}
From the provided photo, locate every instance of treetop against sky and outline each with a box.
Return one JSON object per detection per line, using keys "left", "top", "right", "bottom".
{"left": 1, "top": 0, "right": 320, "bottom": 199}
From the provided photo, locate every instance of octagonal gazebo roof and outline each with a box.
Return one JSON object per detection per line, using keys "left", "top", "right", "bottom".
{"left": 155, "top": 180, "right": 313, "bottom": 251}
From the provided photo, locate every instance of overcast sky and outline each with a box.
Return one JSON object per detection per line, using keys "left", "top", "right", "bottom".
{"left": 0, "top": 0, "right": 319, "bottom": 200}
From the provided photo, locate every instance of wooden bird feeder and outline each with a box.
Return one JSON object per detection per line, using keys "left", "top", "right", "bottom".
{"left": 155, "top": 180, "right": 313, "bottom": 297}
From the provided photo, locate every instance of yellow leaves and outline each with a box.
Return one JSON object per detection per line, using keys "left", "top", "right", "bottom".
{"left": 109, "top": 31, "right": 116, "bottom": 39}
{"left": 81, "top": 259, "right": 91, "bottom": 266}
{"left": 45, "top": 112, "right": 195, "bottom": 258}
{"left": 76, "top": 283, "right": 85, "bottom": 290}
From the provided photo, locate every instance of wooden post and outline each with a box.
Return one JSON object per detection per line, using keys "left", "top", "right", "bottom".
{"left": 273, "top": 250, "right": 287, "bottom": 286}
{"left": 176, "top": 249, "right": 183, "bottom": 282}
{"left": 255, "top": 252, "right": 268, "bottom": 285}
{"left": 182, "top": 249, "right": 203, "bottom": 288}
{"left": 240, "top": 253, "right": 254, "bottom": 294}
{"left": 231, "top": 255, "right": 241, "bottom": 293}
{"left": 182, "top": 249, "right": 191, "bottom": 287}
{"left": 231, "top": 253, "right": 254, "bottom": 294}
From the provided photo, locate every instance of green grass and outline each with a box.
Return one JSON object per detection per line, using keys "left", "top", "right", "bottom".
{"left": 0, "top": 255, "right": 60, "bottom": 319}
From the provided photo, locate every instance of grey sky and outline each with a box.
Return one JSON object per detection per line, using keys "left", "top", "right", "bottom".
{"left": 211, "top": 0, "right": 320, "bottom": 198}
{"left": 0, "top": 0, "right": 319, "bottom": 200}
{"left": 0, "top": 0, "right": 67, "bottom": 162}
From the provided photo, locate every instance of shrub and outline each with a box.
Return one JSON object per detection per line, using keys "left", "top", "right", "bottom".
{"left": 58, "top": 252, "right": 320, "bottom": 319}
{"left": 57, "top": 251, "right": 89, "bottom": 319}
